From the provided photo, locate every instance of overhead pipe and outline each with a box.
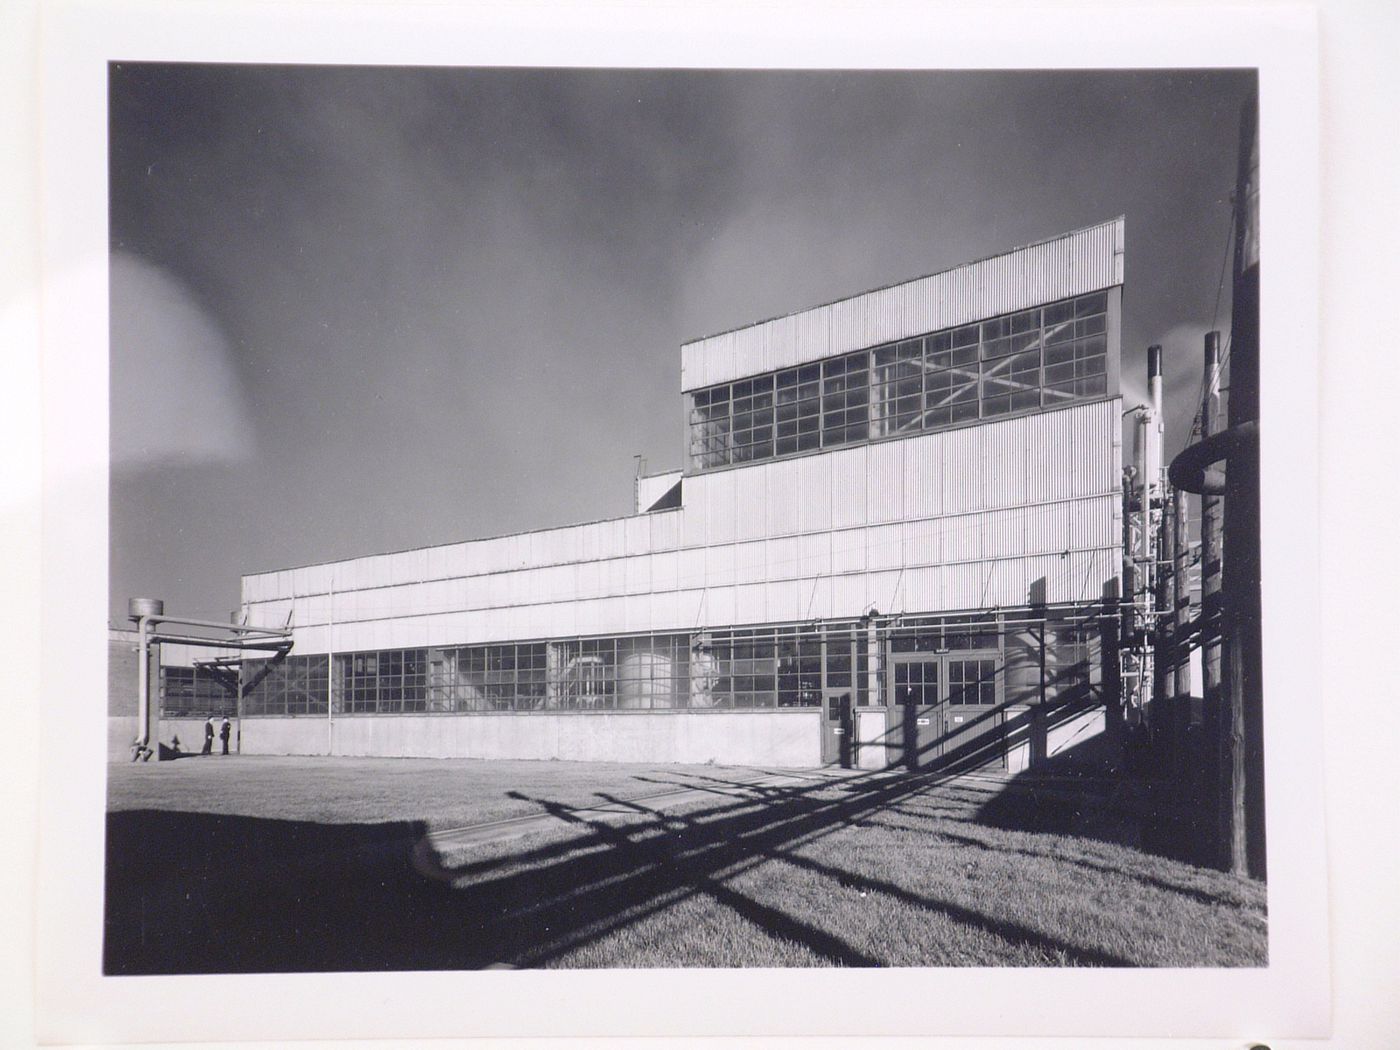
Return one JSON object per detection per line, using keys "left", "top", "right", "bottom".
{"left": 1168, "top": 420, "right": 1258, "bottom": 495}
{"left": 147, "top": 631, "right": 292, "bottom": 651}
{"left": 146, "top": 614, "right": 288, "bottom": 635}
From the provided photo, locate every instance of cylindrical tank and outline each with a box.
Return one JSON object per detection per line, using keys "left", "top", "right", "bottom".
{"left": 128, "top": 597, "right": 164, "bottom": 622}
{"left": 618, "top": 651, "right": 676, "bottom": 709}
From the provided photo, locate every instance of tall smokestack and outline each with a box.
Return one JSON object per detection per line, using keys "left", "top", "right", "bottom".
{"left": 1147, "top": 344, "right": 1164, "bottom": 500}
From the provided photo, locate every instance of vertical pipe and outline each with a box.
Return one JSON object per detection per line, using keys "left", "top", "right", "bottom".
{"left": 1225, "top": 88, "right": 1264, "bottom": 878}
{"left": 1153, "top": 484, "right": 1174, "bottom": 765}
{"left": 1200, "top": 330, "right": 1225, "bottom": 861}
{"left": 1172, "top": 486, "right": 1193, "bottom": 776}
{"left": 1147, "top": 344, "right": 1165, "bottom": 501}
{"left": 135, "top": 615, "right": 150, "bottom": 750}
{"left": 327, "top": 576, "right": 335, "bottom": 755}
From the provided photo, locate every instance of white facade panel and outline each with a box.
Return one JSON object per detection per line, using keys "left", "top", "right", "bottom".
{"left": 1026, "top": 502, "right": 1072, "bottom": 555}
{"left": 681, "top": 219, "right": 1123, "bottom": 390}
{"left": 766, "top": 536, "right": 799, "bottom": 582}
{"left": 942, "top": 512, "right": 982, "bottom": 564}
{"left": 900, "top": 565, "right": 937, "bottom": 612}
{"left": 798, "top": 532, "right": 832, "bottom": 578}
{"left": 902, "top": 519, "right": 940, "bottom": 568}
{"left": 825, "top": 574, "right": 864, "bottom": 618}
{"left": 734, "top": 540, "right": 766, "bottom": 583}
{"left": 867, "top": 440, "right": 905, "bottom": 523}
{"left": 796, "top": 454, "right": 832, "bottom": 534}
{"left": 867, "top": 569, "right": 903, "bottom": 614}
{"left": 649, "top": 509, "right": 681, "bottom": 552}
{"left": 941, "top": 426, "right": 980, "bottom": 515}
{"left": 705, "top": 544, "right": 736, "bottom": 589}
{"left": 703, "top": 586, "right": 736, "bottom": 630}
{"left": 766, "top": 465, "right": 800, "bottom": 536}
{"left": 830, "top": 528, "right": 867, "bottom": 576}
{"left": 734, "top": 466, "right": 769, "bottom": 542}
{"left": 830, "top": 448, "right": 868, "bottom": 530}
{"left": 624, "top": 515, "right": 650, "bottom": 556}
{"left": 705, "top": 471, "right": 737, "bottom": 546}
{"left": 985, "top": 508, "right": 1026, "bottom": 559}
{"left": 652, "top": 550, "right": 680, "bottom": 593}
{"left": 766, "top": 578, "right": 803, "bottom": 623}
{"left": 734, "top": 582, "right": 767, "bottom": 625}
{"left": 902, "top": 436, "right": 942, "bottom": 519}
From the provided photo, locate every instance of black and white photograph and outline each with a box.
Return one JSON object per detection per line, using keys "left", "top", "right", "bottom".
{"left": 18, "top": 1, "right": 1387, "bottom": 1046}
{"left": 103, "top": 61, "right": 1269, "bottom": 976}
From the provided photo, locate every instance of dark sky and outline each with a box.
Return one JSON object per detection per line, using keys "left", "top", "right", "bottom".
{"left": 109, "top": 65, "right": 1255, "bottom": 624}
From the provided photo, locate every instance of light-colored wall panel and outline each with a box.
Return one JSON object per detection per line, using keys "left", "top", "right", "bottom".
{"left": 830, "top": 448, "right": 868, "bottom": 530}
{"left": 830, "top": 528, "right": 867, "bottom": 576}
{"left": 766, "top": 462, "right": 800, "bottom": 536}
{"left": 734, "top": 466, "right": 769, "bottom": 542}
{"left": 681, "top": 219, "right": 1123, "bottom": 390}
{"left": 766, "top": 536, "right": 799, "bottom": 582}
{"left": 796, "top": 455, "right": 833, "bottom": 534}
{"left": 867, "top": 441, "right": 905, "bottom": 523}
{"left": 866, "top": 523, "right": 904, "bottom": 572}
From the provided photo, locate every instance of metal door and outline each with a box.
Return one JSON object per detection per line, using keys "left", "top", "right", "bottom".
{"left": 821, "top": 689, "right": 854, "bottom": 767}
{"left": 940, "top": 655, "right": 1002, "bottom": 771}
{"left": 888, "top": 651, "right": 1003, "bottom": 771}
{"left": 890, "top": 656, "right": 942, "bottom": 769}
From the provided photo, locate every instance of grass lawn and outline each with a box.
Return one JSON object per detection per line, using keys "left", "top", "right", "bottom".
{"left": 104, "top": 756, "right": 1266, "bottom": 972}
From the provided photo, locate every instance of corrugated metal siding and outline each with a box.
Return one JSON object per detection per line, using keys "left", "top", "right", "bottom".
{"left": 681, "top": 219, "right": 1124, "bottom": 390}
{"left": 734, "top": 466, "right": 769, "bottom": 542}
{"left": 241, "top": 400, "right": 1120, "bottom": 648}
{"left": 867, "top": 441, "right": 905, "bottom": 523}
{"left": 830, "top": 447, "right": 868, "bottom": 530}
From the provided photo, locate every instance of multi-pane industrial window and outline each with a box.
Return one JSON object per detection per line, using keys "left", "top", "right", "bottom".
{"left": 689, "top": 290, "right": 1111, "bottom": 471}
{"left": 693, "top": 622, "right": 869, "bottom": 709}
{"left": 947, "top": 658, "right": 998, "bottom": 706}
{"left": 335, "top": 649, "right": 427, "bottom": 713}
{"left": 889, "top": 614, "right": 1002, "bottom": 654}
{"left": 159, "top": 666, "right": 239, "bottom": 718}
{"left": 240, "top": 655, "right": 329, "bottom": 716}
{"left": 287, "top": 625, "right": 880, "bottom": 715}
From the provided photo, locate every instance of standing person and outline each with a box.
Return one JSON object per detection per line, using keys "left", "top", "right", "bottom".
{"left": 219, "top": 716, "right": 232, "bottom": 756}
{"left": 202, "top": 715, "right": 214, "bottom": 756}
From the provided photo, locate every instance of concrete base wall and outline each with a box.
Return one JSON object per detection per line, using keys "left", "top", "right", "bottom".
{"left": 161, "top": 717, "right": 237, "bottom": 757}
{"left": 240, "top": 711, "right": 821, "bottom": 766}
{"left": 108, "top": 716, "right": 137, "bottom": 762}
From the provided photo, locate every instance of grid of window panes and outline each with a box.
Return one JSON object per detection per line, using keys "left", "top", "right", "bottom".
{"left": 423, "top": 643, "right": 547, "bottom": 712}
{"left": 1045, "top": 622, "right": 1093, "bottom": 700}
{"left": 688, "top": 290, "right": 1110, "bottom": 470}
{"left": 694, "top": 623, "right": 869, "bottom": 709}
{"left": 159, "top": 666, "right": 239, "bottom": 718}
{"left": 334, "top": 649, "right": 427, "bottom": 713}
{"left": 947, "top": 658, "right": 998, "bottom": 706}
{"left": 240, "top": 655, "right": 329, "bottom": 716}
{"left": 888, "top": 613, "right": 1002, "bottom": 655}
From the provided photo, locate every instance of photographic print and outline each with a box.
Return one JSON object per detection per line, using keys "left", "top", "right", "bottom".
{"left": 103, "top": 61, "right": 1270, "bottom": 978}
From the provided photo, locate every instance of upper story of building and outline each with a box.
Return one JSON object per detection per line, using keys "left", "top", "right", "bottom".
{"left": 680, "top": 217, "right": 1124, "bottom": 476}
{"left": 240, "top": 221, "right": 1126, "bottom": 653}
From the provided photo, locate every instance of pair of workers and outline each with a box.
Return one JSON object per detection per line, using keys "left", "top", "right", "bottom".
{"left": 202, "top": 715, "right": 232, "bottom": 755}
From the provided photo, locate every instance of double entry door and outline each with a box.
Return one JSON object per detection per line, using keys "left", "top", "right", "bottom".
{"left": 889, "top": 651, "right": 1001, "bottom": 770}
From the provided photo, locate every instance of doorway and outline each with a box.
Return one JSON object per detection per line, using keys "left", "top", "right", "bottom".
{"left": 889, "top": 651, "right": 1002, "bottom": 770}
{"left": 821, "top": 689, "right": 853, "bottom": 767}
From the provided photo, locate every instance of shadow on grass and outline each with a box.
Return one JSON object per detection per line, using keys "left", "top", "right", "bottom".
{"left": 106, "top": 762, "right": 1156, "bottom": 975}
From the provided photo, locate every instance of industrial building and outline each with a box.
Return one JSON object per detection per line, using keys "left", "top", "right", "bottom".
{"left": 138, "top": 219, "right": 1129, "bottom": 770}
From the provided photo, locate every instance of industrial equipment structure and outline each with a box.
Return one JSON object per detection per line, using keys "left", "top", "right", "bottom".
{"left": 161, "top": 219, "right": 1133, "bottom": 770}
